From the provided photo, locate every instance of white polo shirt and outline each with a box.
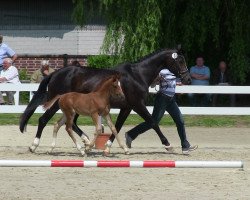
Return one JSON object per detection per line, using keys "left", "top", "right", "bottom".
{"left": 159, "top": 69, "right": 176, "bottom": 97}
{"left": 0, "top": 65, "right": 20, "bottom": 84}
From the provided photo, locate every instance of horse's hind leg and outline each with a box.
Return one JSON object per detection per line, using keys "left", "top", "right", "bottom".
{"left": 104, "top": 114, "right": 129, "bottom": 155}
{"left": 65, "top": 113, "right": 85, "bottom": 156}
{"left": 29, "top": 102, "right": 60, "bottom": 153}
{"left": 48, "top": 114, "right": 67, "bottom": 154}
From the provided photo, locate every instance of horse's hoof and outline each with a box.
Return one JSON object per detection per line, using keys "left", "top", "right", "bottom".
{"left": 164, "top": 145, "right": 174, "bottom": 153}
{"left": 125, "top": 151, "right": 130, "bottom": 155}
{"left": 29, "top": 146, "right": 36, "bottom": 153}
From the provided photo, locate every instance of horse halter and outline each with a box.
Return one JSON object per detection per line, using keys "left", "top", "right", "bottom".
{"left": 171, "top": 53, "right": 189, "bottom": 79}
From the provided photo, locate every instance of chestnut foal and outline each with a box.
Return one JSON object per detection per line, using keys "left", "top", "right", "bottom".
{"left": 43, "top": 74, "right": 129, "bottom": 156}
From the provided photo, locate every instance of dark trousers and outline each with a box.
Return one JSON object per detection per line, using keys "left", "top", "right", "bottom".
{"left": 127, "top": 93, "right": 190, "bottom": 148}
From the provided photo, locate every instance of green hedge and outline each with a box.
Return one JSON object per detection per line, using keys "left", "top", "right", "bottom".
{"left": 87, "top": 55, "right": 118, "bottom": 69}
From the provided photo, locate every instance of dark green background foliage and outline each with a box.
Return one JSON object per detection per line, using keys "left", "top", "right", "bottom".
{"left": 87, "top": 55, "right": 115, "bottom": 68}
{"left": 72, "top": 0, "right": 250, "bottom": 84}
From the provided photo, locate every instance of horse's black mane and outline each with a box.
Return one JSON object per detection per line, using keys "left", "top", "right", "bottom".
{"left": 134, "top": 48, "right": 176, "bottom": 63}
{"left": 93, "top": 69, "right": 120, "bottom": 92}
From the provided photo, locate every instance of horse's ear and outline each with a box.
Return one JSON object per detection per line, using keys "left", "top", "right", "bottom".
{"left": 177, "top": 44, "right": 181, "bottom": 51}
{"left": 177, "top": 44, "right": 185, "bottom": 55}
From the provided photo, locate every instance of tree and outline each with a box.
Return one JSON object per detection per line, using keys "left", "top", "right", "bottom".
{"left": 72, "top": 0, "right": 250, "bottom": 84}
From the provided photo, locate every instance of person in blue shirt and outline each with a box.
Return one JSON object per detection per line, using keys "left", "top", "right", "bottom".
{"left": 0, "top": 35, "right": 18, "bottom": 72}
{"left": 125, "top": 69, "right": 198, "bottom": 155}
{"left": 188, "top": 56, "right": 211, "bottom": 106}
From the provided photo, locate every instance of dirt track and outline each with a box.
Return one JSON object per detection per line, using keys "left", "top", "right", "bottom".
{"left": 0, "top": 125, "right": 249, "bottom": 200}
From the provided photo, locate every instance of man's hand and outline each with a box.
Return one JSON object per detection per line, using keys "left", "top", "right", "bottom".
{"left": 0, "top": 77, "right": 7, "bottom": 82}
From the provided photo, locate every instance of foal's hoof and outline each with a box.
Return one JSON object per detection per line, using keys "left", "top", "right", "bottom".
{"left": 125, "top": 151, "right": 130, "bottom": 155}
{"left": 46, "top": 149, "right": 54, "bottom": 155}
{"left": 85, "top": 147, "right": 92, "bottom": 153}
{"left": 103, "top": 150, "right": 110, "bottom": 157}
{"left": 80, "top": 151, "right": 86, "bottom": 157}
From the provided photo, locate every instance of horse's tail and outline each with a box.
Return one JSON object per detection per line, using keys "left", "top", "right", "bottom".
{"left": 19, "top": 74, "right": 52, "bottom": 133}
{"left": 43, "top": 95, "right": 61, "bottom": 111}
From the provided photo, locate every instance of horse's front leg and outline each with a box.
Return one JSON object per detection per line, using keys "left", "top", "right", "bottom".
{"left": 132, "top": 103, "right": 171, "bottom": 149}
{"left": 30, "top": 103, "right": 59, "bottom": 153}
{"left": 105, "top": 108, "right": 131, "bottom": 151}
{"left": 85, "top": 114, "right": 102, "bottom": 152}
{"left": 104, "top": 114, "right": 129, "bottom": 156}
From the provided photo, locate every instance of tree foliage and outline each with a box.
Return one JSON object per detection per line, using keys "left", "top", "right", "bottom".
{"left": 72, "top": 0, "right": 250, "bottom": 84}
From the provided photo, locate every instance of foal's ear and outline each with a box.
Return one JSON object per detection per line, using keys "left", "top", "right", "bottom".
{"left": 116, "top": 73, "right": 122, "bottom": 79}
{"left": 111, "top": 75, "right": 118, "bottom": 82}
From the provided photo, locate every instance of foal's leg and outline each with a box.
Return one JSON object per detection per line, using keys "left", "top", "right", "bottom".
{"left": 85, "top": 114, "right": 102, "bottom": 152}
{"left": 29, "top": 102, "right": 60, "bottom": 153}
{"left": 104, "top": 114, "right": 129, "bottom": 155}
{"left": 65, "top": 113, "right": 85, "bottom": 156}
{"left": 48, "top": 114, "right": 67, "bottom": 154}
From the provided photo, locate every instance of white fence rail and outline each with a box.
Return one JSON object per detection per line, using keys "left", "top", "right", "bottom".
{"left": 1, "top": 83, "right": 250, "bottom": 115}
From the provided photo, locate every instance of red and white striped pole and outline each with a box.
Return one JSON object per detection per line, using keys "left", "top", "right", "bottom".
{"left": 0, "top": 160, "right": 244, "bottom": 168}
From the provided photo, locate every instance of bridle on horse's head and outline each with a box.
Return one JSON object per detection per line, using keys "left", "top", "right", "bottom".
{"left": 171, "top": 52, "right": 189, "bottom": 79}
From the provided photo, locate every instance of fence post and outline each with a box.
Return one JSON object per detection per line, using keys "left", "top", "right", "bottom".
{"left": 63, "top": 54, "right": 68, "bottom": 67}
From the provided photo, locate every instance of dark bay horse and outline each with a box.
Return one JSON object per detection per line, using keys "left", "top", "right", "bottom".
{"left": 20, "top": 49, "right": 191, "bottom": 153}
{"left": 42, "top": 73, "right": 128, "bottom": 156}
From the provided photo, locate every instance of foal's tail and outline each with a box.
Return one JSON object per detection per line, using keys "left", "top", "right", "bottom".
{"left": 43, "top": 95, "right": 61, "bottom": 111}
{"left": 19, "top": 74, "right": 53, "bottom": 133}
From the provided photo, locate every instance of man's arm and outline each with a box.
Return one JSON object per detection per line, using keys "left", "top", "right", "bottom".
{"left": 0, "top": 77, "right": 7, "bottom": 82}
{"left": 12, "top": 54, "right": 18, "bottom": 63}
{"left": 190, "top": 67, "right": 210, "bottom": 80}
{"left": 193, "top": 74, "right": 209, "bottom": 80}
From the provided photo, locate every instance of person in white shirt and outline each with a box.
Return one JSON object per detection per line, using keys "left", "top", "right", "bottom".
{"left": 0, "top": 58, "right": 20, "bottom": 105}
{"left": 0, "top": 35, "right": 18, "bottom": 72}
{"left": 125, "top": 69, "right": 198, "bottom": 154}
